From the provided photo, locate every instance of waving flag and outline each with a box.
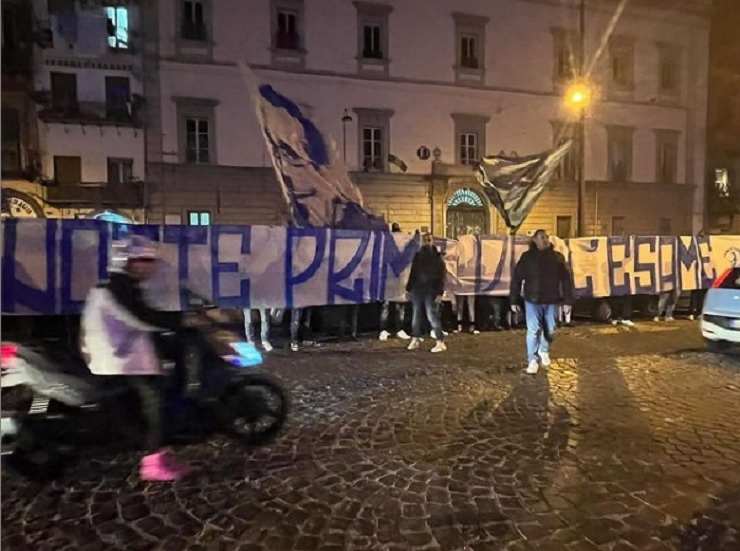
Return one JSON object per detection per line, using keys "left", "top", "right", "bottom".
{"left": 475, "top": 141, "right": 573, "bottom": 234}
{"left": 240, "top": 64, "right": 384, "bottom": 229}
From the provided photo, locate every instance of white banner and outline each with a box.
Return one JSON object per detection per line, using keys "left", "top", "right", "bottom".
{"left": 2, "top": 219, "right": 738, "bottom": 314}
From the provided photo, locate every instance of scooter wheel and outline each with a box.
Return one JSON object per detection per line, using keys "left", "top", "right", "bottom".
{"left": 4, "top": 424, "right": 65, "bottom": 481}
{"left": 222, "top": 375, "right": 289, "bottom": 446}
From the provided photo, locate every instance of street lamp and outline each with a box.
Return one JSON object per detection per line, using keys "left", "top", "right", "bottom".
{"left": 563, "top": 80, "right": 592, "bottom": 238}
{"left": 341, "top": 109, "right": 353, "bottom": 162}
{"left": 565, "top": 82, "right": 592, "bottom": 110}
{"left": 576, "top": 0, "right": 587, "bottom": 237}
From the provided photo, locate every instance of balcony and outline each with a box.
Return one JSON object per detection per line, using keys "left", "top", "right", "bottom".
{"left": 38, "top": 100, "right": 142, "bottom": 127}
{"left": 45, "top": 181, "right": 144, "bottom": 208}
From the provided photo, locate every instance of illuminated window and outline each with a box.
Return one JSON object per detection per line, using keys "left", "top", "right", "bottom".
{"left": 716, "top": 168, "right": 730, "bottom": 198}
{"left": 188, "top": 210, "right": 211, "bottom": 225}
{"left": 106, "top": 6, "right": 129, "bottom": 49}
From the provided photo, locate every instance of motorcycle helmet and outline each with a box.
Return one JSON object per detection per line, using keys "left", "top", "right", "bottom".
{"left": 109, "top": 234, "right": 158, "bottom": 273}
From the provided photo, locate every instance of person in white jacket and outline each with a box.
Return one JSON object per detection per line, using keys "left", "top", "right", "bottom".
{"left": 81, "top": 235, "right": 190, "bottom": 482}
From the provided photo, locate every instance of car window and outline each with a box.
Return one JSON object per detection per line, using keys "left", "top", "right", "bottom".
{"left": 717, "top": 268, "right": 740, "bottom": 289}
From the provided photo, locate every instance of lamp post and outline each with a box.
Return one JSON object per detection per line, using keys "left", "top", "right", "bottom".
{"left": 341, "top": 109, "right": 352, "bottom": 162}
{"left": 564, "top": 81, "right": 591, "bottom": 237}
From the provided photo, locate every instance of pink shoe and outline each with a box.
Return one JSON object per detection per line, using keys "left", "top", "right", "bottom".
{"left": 139, "top": 450, "right": 191, "bottom": 482}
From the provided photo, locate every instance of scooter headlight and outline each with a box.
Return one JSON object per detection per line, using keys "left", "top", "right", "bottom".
{"left": 224, "top": 342, "right": 263, "bottom": 368}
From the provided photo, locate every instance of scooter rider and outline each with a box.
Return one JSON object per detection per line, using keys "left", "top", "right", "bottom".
{"left": 80, "top": 234, "right": 190, "bottom": 482}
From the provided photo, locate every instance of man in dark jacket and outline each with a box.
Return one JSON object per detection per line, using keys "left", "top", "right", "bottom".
{"left": 406, "top": 232, "right": 447, "bottom": 353}
{"left": 510, "top": 229, "right": 573, "bottom": 374}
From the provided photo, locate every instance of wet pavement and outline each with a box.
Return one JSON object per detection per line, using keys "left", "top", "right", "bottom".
{"left": 3, "top": 320, "right": 740, "bottom": 551}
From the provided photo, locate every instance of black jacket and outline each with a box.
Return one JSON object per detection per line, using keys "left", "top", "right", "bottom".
{"left": 106, "top": 272, "right": 182, "bottom": 331}
{"left": 406, "top": 246, "right": 446, "bottom": 296}
{"left": 510, "top": 244, "right": 574, "bottom": 305}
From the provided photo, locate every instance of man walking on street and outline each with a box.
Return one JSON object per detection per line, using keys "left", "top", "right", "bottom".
{"left": 406, "top": 232, "right": 447, "bottom": 353}
{"left": 510, "top": 229, "right": 574, "bottom": 374}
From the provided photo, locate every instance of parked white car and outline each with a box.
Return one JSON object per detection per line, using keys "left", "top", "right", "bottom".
{"left": 701, "top": 267, "right": 740, "bottom": 351}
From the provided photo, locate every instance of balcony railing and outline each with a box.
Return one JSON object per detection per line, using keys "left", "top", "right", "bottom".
{"left": 39, "top": 100, "right": 139, "bottom": 126}
{"left": 46, "top": 181, "right": 144, "bottom": 208}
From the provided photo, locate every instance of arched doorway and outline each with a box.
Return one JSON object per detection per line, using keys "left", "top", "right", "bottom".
{"left": 446, "top": 188, "right": 488, "bottom": 239}
{"left": 90, "top": 210, "right": 133, "bottom": 224}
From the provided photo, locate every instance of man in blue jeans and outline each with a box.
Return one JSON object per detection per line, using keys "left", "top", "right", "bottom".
{"left": 406, "top": 232, "right": 447, "bottom": 353}
{"left": 510, "top": 229, "right": 574, "bottom": 374}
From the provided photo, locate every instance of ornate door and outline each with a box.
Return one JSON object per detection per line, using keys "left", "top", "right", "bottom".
{"left": 446, "top": 188, "right": 488, "bottom": 239}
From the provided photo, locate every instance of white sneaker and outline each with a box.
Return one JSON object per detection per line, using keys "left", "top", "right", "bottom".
{"left": 653, "top": 316, "right": 660, "bottom": 322}
{"left": 688, "top": 314, "right": 695, "bottom": 321}
{"left": 407, "top": 338, "right": 421, "bottom": 351}
{"left": 290, "top": 342, "right": 299, "bottom": 352}
{"left": 396, "top": 330, "right": 411, "bottom": 340}
{"left": 611, "top": 320, "right": 619, "bottom": 326}
{"left": 431, "top": 341, "right": 447, "bottom": 353}
{"left": 666, "top": 316, "right": 675, "bottom": 322}
{"left": 262, "top": 341, "right": 273, "bottom": 352}
{"left": 526, "top": 360, "right": 540, "bottom": 375}
{"left": 379, "top": 330, "right": 391, "bottom": 341}
{"left": 539, "top": 352, "right": 551, "bottom": 367}
{"left": 470, "top": 328, "right": 480, "bottom": 335}
{"left": 622, "top": 320, "right": 635, "bottom": 327}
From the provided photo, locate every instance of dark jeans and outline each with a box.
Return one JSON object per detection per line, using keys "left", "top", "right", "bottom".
{"left": 338, "top": 305, "right": 359, "bottom": 339}
{"left": 611, "top": 295, "right": 633, "bottom": 320}
{"left": 244, "top": 308, "right": 270, "bottom": 343}
{"left": 411, "top": 291, "right": 443, "bottom": 340}
{"left": 290, "top": 308, "right": 313, "bottom": 343}
{"left": 657, "top": 289, "right": 680, "bottom": 318}
{"left": 380, "top": 301, "right": 407, "bottom": 332}
{"left": 689, "top": 289, "right": 706, "bottom": 316}
{"left": 128, "top": 376, "right": 163, "bottom": 452}
{"left": 488, "top": 297, "right": 506, "bottom": 329}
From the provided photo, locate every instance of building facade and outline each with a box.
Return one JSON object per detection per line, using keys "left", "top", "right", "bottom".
{"left": 2, "top": 0, "right": 146, "bottom": 222}
{"left": 3, "top": 1, "right": 711, "bottom": 238}
{"left": 144, "top": 0, "right": 711, "bottom": 237}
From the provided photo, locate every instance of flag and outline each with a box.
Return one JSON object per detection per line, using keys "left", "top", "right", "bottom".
{"left": 240, "top": 64, "right": 385, "bottom": 229}
{"left": 475, "top": 141, "right": 573, "bottom": 233}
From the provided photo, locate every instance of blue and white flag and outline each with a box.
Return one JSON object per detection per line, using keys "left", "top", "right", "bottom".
{"left": 240, "top": 64, "right": 384, "bottom": 229}
{"left": 476, "top": 141, "right": 573, "bottom": 234}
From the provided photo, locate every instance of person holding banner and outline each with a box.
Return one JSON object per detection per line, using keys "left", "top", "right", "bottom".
{"left": 455, "top": 295, "right": 479, "bottom": 334}
{"left": 379, "top": 223, "right": 412, "bottom": 342}
{"left": 244, "top": 308, "right": 273, "bottom": 352}
{"left": 406, "top": 233, "right": 447, "bottom": 353}
{"left": 290, "top": 307, "right": 314, "bottom": 352}
{"left": 610, "top": 295, "right": 635, "bottom": 327}
{"left": 688, "top": 289, "right": 706, "bottom": 321}
{"left": 654, "top": 288, "right": 680, "bottom": 322}
{"left": 510, "top": 230, "right": 574, "bottom": 375}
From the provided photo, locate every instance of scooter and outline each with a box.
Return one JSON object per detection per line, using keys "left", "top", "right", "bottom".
{"left": 1, "top": 295, "right": 289, "bottom": 479}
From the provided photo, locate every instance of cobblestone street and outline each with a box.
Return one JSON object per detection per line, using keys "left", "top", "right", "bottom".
{"left": 3, "top": 321, "right": 740, "bottom": 551}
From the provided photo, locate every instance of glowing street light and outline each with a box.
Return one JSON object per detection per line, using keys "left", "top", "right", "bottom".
{"left": 565, "top": 81, "right": 593, "bottom": 111}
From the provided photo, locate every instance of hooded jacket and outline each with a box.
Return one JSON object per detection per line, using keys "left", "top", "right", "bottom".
{"left": 510, "top": 243, "right": 574, "bottom": 305}
{"left": 406, "top": 245, "right": 446, "bottom": 296}
{"left": 81, "top": 272, "right": 180, "bottom": 376}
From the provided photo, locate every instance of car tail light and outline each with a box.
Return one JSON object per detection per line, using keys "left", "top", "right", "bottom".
{"left": 0, "top": 344, "right": 18, "bottom": 368}
{"left": 713, "top": 268, "right": 733, "bottom": 289}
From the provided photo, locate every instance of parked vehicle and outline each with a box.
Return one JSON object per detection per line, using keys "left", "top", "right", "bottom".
{"left": 1, "top": 294, "right": 289, "bottom": 479}
{"left": 701, "top": 267, "right": 740, "bottom": 352}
